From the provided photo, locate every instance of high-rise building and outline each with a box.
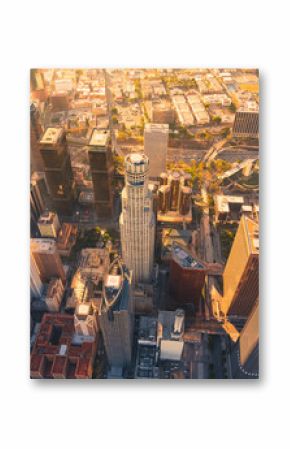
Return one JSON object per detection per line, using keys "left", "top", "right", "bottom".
{"left": 43, "top": 278, "right": 64, "bottom": 312}
{"left": 37, "top": 211, "right": 60, "bottom": 238}
{"left": 30, "top": 172, "right": 47, "bottom": 236}
{"left": 223, "top": 215, "right": 259, "bottom": 319}
{"left": 169, "top": 243, "right": 207, "bottom": 313}
{"left": 144, "top": 123, "right": 169, "bottom": 179}
{"left": 119, "top": 153, "right": 155, "bottom": 284}
{"left": 39, "top": 128, "right": 75, "bottom": 215}
{"left": 30, "top": 103, "right": 44, "bottom": 173}
{"left": 232, "top": 301, "right": 259, "bottom": 378}
{"left": 88, "top": 129, "right": 114, "bottom": 218}
{"left": 50, "top": 91, "right": 70, "bottom": 112}
{"left": 99, "top": 258, "right": 134, "bottom": 370}
{"left": 30, "top": 253, "right": 43, "bottom": 299}
{"left": 232, "top": 102, "right": 259, "bottom": 139}
{"left": 30, "top": 238, "right": 66, "bottom": 284}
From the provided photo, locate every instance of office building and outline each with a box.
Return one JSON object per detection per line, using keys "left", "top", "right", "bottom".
{"left": 157, "top": 309, "right": 185, "bottom": 361}
{"left": 88, "top": 129, "right": 114, "bottom": 218}
{"left": 30, "top": 253, "right": 43, "bottom": 299}
{"left": 56, "top": 223, "right": 78, "bottom": 257}
{"left": 50, "top": 91, "right": 70, "bottom": 111}
{"left": 232, "top": 302, "right": 259, "bottom": 378}
{"left": 30, "top": 313, "right": 97, "bottom": 379}
{"left": 39, "top": 128, "right": 75, "bottom": 215}
{"left": 43, "top": 278, "right": 64, "bottom": 312}
{"left": 144, "top": 123, "right": 169, "bottom": 179}
{"left": 37, "top": 211, "right": 60, "bottom": 238}
{"left": 30, "top": 103, "right": 44, "bottom": 172}
{"left": 119, "top": 153, "right": 155, "bottom": 284}
{"left": 30, "top": 172, "right": 47, "bottom": 236}
{"left": 30, "top": 238, "right": 66, "bottom": 284}
{"left": 232, "top": 102, "right": 259, "bottom": 138}
{"left": 99, "top": 258, "right": 134, "bottom": 370}
{"left": 169, "top": 243, "right": 207, "bottom": 312}
{"left": 214, "top": 194, "right": 258, "bottom": 223}
{"left": 74, "top": 303, "right": 98, "bottom": 337}
{"left": 223, "top": 215, "right": 259, "bottom": 319}
{"left": 157, "top": 170, "right": 192, "bottom": 223}
{"left": 152, "top": 100, "right": 175, "bottom": 124}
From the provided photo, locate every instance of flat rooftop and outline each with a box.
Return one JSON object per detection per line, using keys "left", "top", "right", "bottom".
{"left": 172, "top": 243, "right": 206, "bottom": 270}
{"left": 89, "top": 129, "right": 110, "bottom": 147}
{"left": 144, "top": 123, "right": 169, "bottom": 132}
{"left": 40, "top": 128, "right": 63, "bottom": 145}
{"left": 31, "top": 238, "right": 57, "bottom": 253}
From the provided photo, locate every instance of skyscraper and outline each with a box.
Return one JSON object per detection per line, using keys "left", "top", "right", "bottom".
{"left": 30, "top": 253, "right": 43, "bottom": 299}
{"left": 30, "top": 103, "right": 44, "bottom": 173}
{"left": 232, "top": 102, "right": 259, "bottom": 139}
{"left": 222, "top": 215, "right": 259, "bottom": 319}
{"left": 144, "top": 123, "right": 169, "bottom": 179}
{"left": 30, "top": 172, "right": 46, "bottom": 236}
{"left": 39, "top": 128, "right": 75, "bottom": 215}
{"left": 88, "top": 129, "right": 114, "bottom": 218}
{"left": 119, "top": 153, "right": 155, "bottom": 284}
{"left": 99, "top": 258, "right": 134, "bottom": 370}
{"left": 30, "top": 238, "right": 66, "bottom": 284}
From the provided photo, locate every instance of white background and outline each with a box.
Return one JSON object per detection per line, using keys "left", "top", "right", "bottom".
{"left": 0, "top": 1, "right": 289, "bottom": 448}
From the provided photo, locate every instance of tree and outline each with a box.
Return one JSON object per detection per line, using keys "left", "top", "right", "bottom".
{"left": 212, "top": 115, "right": 222, "bottom": 124}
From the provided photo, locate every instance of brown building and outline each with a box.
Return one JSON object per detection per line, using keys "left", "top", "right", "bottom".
{"left": 39, "top": 128, "right": 75, "bottom": 215}
{"left": 30, "top": 238, "right": 66, "bottom": 284}
{"left": 50, "top": 91, "right": 70, "bottom": 112}
{"left": 88, "top": 129, "right": 114, "bottom": 218}
{"left": 56, "top": 223, "right": 78, "bottom": 257}
{"left": 31, "top": 172, "right": 46, "bottom": 235}
{"left": 169, "top": 243, "right": 207, "bottom": 313}
{"left": 30, "top": 103, "right": 44, "bottom": 172}
{"left": 222, "top": 215, "right": 259, "bottom": 319}
{"left": 30, "top": 313, "right": 97, "bottom": 379}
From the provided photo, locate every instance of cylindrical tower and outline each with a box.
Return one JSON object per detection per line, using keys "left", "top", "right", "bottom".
{"left": 179, "top": 186, "right": 192, "bottom": 215}
{"left": 120, "top": 153, "right": 155, "bottom": 284}
{"left": 158, "top": 185, "right": 171, "bottom": 214}
{"left": 169, "top": 171, "right": 181, "bottom": 211}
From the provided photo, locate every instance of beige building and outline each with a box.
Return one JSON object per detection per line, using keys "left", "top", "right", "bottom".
{"left": 119, "top": 154, "right": 155, "bottom": 284}
{"left": 37, "top": 211, "right": 60, "bottom": 238}
{"left": 222, "top": 216, "right": 259, "bottom": 318}
{"left": 144, "top": 124, "right": 169, "bottom": 179}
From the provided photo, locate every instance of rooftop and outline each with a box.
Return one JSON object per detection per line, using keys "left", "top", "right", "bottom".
{"left": 171, "top": 243, "right": 206, "bottom": 270}
{"left": 31, "top": 238, "right": 57, "bottom": 254}
{"left": 40, "top": 128, "right": 63, "bottom": 145}
{"left": 89, "top": 128, "right": 110, "bottom": 147}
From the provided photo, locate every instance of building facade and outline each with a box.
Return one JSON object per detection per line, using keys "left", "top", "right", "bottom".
{"left": 223, "top": 215, "right": 259, "bottom": 319}
{"left": 88, "top": 129, "right": 114, "bottom": 218}
{"left": 30, "top": 238, "right": 66, "bottom": 284}
{"left": 144, "top": 123, "right": 169, "bottom": 179}
{"left": 39, "top": 128, "right": 75, "bottom": 215}
{"left": 119, "top": 153, "right": 155, "bottom": 284}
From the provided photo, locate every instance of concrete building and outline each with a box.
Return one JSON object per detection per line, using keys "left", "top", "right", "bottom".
{"left": 30, "top": 172, "right": 46, "bottom": 236}
{"left": 232, "top": 102, "right": 259, "bottom": 138}
{"left": 37, "top": 211, "right": 60, "bottom": 238}
{"left": 157, "top": 170, "right": 192, "bottom": 223}
{"left": 152, "top": 100, "right": 175, "bottom": 124}
{"left": 232, "top": 301, "right": 259, "bottom": 378}
{"left": 43, "top": 278, "right": 64, "bottom": 312}
{"left": 30, "top": 253, "right": 44, "bottom": 299}
{"left": 30, "top": 313, "right": 97, "bottom": 379}
{"left": 169, "top": 243, "right": 207, "bottom": 313}
{"left": 214, "top": 194, "right": 258, "bottom": 223}
{"left": 88, "top": 129, "right": 114, "bottom": 218}
{"left": 157, "top": 309, "right": 185, "bottom": 361}
{"left": 30, "top": 103, "right": 44, "bottom": 172}
{"left": 56, "top": 223, "right": 78, "bottom": 257}
{"left": 74, "top": 303, "right": 98, "bottom": 337}
{"left": 222, "top": 216, "right": 259, "bottom": 319}
{"left": 99, "top": 258, "right": 134, "bottom": 371}
{"left": 50, "top": 91, "right": 70, "bottom": 111}
{"left": 144, "top": 123, "right": 169, "bottom": 179}
{"left": 119, "top": 153, "right": 155, "bottom": 284}
{"left": 30, "top": 238, "right": 66, "bottom": 284}
{"left": 39, "top": 128, "right": 75, "bottom": 215}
